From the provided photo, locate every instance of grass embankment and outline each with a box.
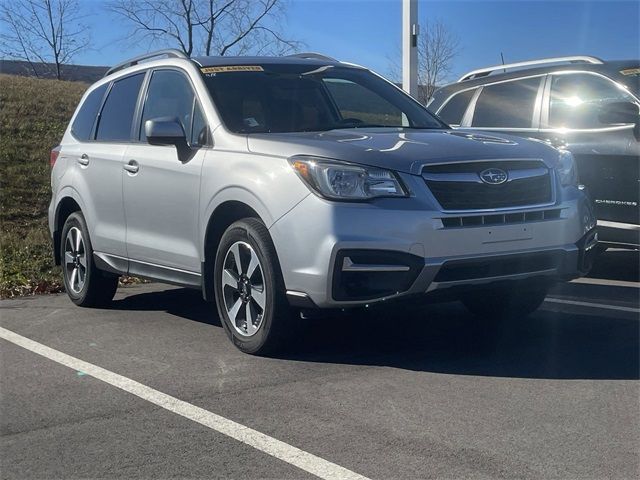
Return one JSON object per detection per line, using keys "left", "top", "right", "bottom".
{"left": 0, "top": 74, "right": 86, "bottom": 297}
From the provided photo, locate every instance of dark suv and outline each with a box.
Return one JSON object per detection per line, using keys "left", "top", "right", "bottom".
{"left": 429, "top": 56, "right": 639, "bottom": 249}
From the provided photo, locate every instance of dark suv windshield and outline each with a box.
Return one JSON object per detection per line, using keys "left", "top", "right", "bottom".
{"left": 201, "top": 64, "right": 445, "bottom": 133}
{"left": 616, "top": 66, "right": 640, "bottom": 97}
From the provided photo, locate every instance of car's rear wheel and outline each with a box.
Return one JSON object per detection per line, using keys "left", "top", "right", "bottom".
{"left": 460, "top": 280, "right": 550, "bottom": 320}
{"left": 214, "top": 218, "right": 293, "bottom": 355}
{"left": 61, "top": 212, "right": 118, "bottom": 307}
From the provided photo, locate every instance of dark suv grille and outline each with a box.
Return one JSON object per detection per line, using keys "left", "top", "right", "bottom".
{"left": 423, "top": 160, "right": 553, "bottom": 211}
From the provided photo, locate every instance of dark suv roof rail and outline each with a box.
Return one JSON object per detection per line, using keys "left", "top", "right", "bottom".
{"left": 458, "top": 55, "right": 604, "bottom": 82}
{"left": 286, "top": 52, "right": 337, "bottom": 62}
{"left": 104, "top": 49, "right": 190, "bottom": 78}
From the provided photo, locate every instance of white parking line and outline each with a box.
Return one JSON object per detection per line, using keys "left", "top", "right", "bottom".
{"left": 544, "top": 297, "right": 640, "bottom": 313}
{"left": 0, "top": 327, "right": 370, "bottom": 480}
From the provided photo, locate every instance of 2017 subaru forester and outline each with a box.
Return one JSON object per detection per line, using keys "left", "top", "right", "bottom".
{"left": 49, "top": 50, "right": 597, "bottom": 354}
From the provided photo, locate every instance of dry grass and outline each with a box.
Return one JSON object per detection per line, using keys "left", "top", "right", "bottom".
{"left": 0, "top": 74, "right": 86, "bottom": 297}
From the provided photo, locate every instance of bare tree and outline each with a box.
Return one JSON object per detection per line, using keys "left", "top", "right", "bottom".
{"left": 418, "top": 19, "right": 460, "bottom": 103}
{"left": 198, "top": 0, "right": 236, "bottom": 56}
{"left": 208, "top": 0, "right": 299, "bottom": 56}
{"left": 0, "top": 0, "right": 90, "bottom": 80}
{"left": 108, "top": 0, "right": 199, "bottom": 56}
{"left": 389, "top": 18, "right": 460, "bottom": 104}
{"left": 110, "top": 0, "right": 301, "bottom": 58}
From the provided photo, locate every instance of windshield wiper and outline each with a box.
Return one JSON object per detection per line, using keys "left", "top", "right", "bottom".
{"left": 338, "top": 123, "right": 390, "bottom": 129}
{"left": 326, "top": 124, "right": 442, "bottom": 131}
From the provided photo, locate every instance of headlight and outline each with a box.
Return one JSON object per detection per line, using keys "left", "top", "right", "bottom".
{"left": 557, "top": 149, "right": 578, "bottom": 186}
{"left": 289, "top": 156, "right": 408, "bottom": 200}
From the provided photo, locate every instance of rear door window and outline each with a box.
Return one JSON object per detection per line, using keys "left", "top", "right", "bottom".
{"left": 95, "top": 73, "right": 145, "bottom": 142}
{"left": 549, "top": 73, "right": 636, "bottom": 129}
{"left": 471, "top": 77, "right": 542, "bottom": 128}
{"left": 71, "top": 84, "right": 108, "bottom": 141}
{"left": 437, "top": 89, "right": 475, "bottom": 125}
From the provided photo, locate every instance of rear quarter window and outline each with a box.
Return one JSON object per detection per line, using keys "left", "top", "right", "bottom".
{"left": 71, "top": 84, "right": 107, "bottom": 141}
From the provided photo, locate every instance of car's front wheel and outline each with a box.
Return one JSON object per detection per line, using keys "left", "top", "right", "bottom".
{"left": 214, "top": 218, "right": 293, "bottom": 355}
{"left": 61, "top": 212, "right": 119, "bottom": 307}
{"left": 460, "top": 280, "right": 550, "bottom": 320}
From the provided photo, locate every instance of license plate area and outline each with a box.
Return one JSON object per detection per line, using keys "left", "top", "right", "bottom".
{"left": 483, "top": 224, "right": 534, "bottom": 244}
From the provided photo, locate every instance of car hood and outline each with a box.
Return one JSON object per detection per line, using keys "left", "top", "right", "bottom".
{"left": 247, "top": 128, "right": 557, "bottom": 175}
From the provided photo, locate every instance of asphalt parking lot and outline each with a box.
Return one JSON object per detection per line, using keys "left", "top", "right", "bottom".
{"left": 1, "top": 250, "right": 639, "bottom": 479}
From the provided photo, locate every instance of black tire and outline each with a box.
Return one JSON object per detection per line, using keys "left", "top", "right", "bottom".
{"left": 460, "top": 280, "right": 550, "bottom": 321}
{"left": 61, "top": 212, "right": 118, "bottom": 307}
{"left": 213, "top": 218, "right": 293, "bottom": 355}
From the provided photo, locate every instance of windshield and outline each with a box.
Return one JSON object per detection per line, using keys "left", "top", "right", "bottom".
{"left": 201, "top": 64, "right": 446, "bottom": 133}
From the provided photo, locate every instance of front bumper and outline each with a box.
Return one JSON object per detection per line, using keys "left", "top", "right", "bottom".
{"left": 269, "top": 179, "right": 595, "bottom": 308}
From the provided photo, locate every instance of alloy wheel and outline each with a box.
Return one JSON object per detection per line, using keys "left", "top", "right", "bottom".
{"left": 64, "top": 227, "right": 87, "bottom": 293}
{"left": 221, "top": 241, "right": 266, "bottom": 336}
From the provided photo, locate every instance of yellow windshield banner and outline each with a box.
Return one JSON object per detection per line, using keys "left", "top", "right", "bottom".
{"left": 620, "top": 68, "right": 640, "bottom": 76}
{"left": 200, "top": 65, "right": 264, "bottom": 74}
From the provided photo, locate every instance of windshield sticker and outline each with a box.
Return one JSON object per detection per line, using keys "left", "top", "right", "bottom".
{"left": 200, "top": 65, "right": 264, "bottom": 74}
{"left": 620, "top": 68, "right": 640, "bottom": 76}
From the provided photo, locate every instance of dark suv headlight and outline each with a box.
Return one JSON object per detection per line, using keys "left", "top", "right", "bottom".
{"left": 289, "top": 156, "right": 408, "bottom": 200}
{"left": 557, "top": 150, "right": 578, "bottom": 186}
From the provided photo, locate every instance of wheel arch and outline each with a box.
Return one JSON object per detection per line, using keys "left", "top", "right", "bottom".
{"left": 202, "top": 200, "right": 263, "bottom": 301}
{"left": 53, "top": 196, "right": 83, "bottom": 265}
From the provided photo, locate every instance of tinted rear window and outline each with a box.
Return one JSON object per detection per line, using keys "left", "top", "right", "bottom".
{"left": 71, "top": 84, "right": 107, "bottom": 141}
{"left": 96, "top": 73, "right": 145, "bottom": 142}
{"left": 472, "top": 77, "right": 541, "bottom": 128}
{"left": 437, "top": 89, "right": 475, "bottom": 125}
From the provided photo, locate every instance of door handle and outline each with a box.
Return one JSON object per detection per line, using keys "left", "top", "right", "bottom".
{"left": 123, "top": 160, "right": 139, "bottom": 174}
{"left": 77, "top": 154, "right": 89, "bottom": 166}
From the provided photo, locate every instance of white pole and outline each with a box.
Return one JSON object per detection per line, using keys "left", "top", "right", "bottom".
{"left": 402, "top": 0, "right": 418, "bottom": 98}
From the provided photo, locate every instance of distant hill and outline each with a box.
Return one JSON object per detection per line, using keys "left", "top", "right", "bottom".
{"left": 0, "top": 59, "right": 108, "bottom": 83}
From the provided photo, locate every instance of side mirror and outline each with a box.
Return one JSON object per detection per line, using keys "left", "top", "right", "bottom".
{"left": 145, "top": 117, "right": 191, "bottom": 161}
{"left": 598, "top": 101, "right": 639, "bottom": 125}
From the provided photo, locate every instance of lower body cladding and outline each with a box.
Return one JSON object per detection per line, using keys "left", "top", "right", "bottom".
{"left": 269, "top": 192, "right": 597, "bottom": 309}
{"left": 596, "top": 220, "right": 640, "bottom": 250}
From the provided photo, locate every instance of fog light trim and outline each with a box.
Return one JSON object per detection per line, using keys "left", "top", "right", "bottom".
{"left": 342, "top": 257, "right": 411, "bottom": 272}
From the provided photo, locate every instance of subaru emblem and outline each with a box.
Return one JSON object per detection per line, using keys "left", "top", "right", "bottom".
{"left": 480, "top": 168, "right": 508, "bottom": 185}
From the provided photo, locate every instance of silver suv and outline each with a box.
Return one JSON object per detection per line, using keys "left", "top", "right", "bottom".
{"left": 49, "top": 50, "right": 597, "bottom": 354}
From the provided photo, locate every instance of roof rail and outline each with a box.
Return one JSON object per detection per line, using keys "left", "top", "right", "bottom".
{"left": 104, "top": 49, "right": 189, "bottom": 78}
{"left": 457, "top": 55, "right": 604, "bottom": 82}
{"left": 286, "top": 52, "right": 337, "bottom": 62}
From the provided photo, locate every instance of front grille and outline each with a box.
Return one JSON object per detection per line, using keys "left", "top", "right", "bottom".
{"left": 440, "top": 208, "right": 561, "bottom": 228}
{"left": 423, "top": 160, "right": 553, "bottom": 211}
